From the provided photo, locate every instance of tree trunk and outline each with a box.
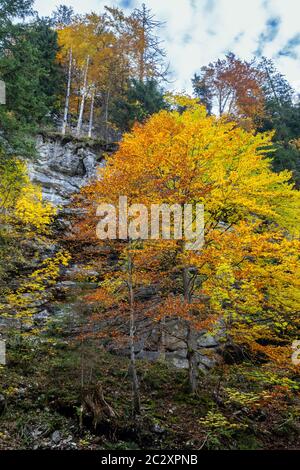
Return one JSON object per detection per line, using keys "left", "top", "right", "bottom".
{"left": 183, "top": 266, "right": 199, "bottom": 394}
{"left": 159, "top": 315, "right": 166, "bottom": 361}
{"left": 61, "top": 48, "right": 72, "bottom": 136}
{"left": 183, "top": 266, "right": 191, "bottom": 303}
{"left": 104, "top": 88, "right": 110, "bottom": 143}
{"left": 88, "top": 88, "right": 95, "bottom": 139}
{"left": 138, "top": 4, "right": 146, "bottom": 82}
{"left": 187, "top": 324, "right": 199, "bottom": 394}
{"left": 128, "top": 249, "right": 141, "bottom": 417}
{"left": 76, "top": 55, "right": 90, "bottom": 137}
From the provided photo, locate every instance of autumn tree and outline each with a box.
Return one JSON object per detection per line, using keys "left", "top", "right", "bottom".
{"left": 0, "top": 141, "right": 62, "bottom": 320}
{"left": 192, "top": 53, "right": 266, "bottom": 126}
{"left": 57, "top": 13, "right": 123, "bottom": 137}
{"left": 127, "top": 3, "right": 167, "bottom": 82}
{"left": 106, "top": 4, "right": 167, "bottom": 83}
{"left": 101, "top": 5, "right": 168, "bottom": 133}
{"left": 193, "top": 55, "right": 300, "bottom": 186}
{"left": 83, "top": 241, "right": 145, "bottom": 416}
{"left": 0, "top": 141, "right": 73, "bottom": 347}
{"left": 79, "top": 98, "right": 300, "bottom": 394}
{"left": 56, "top": 5, "right": 168, "bottom": 137}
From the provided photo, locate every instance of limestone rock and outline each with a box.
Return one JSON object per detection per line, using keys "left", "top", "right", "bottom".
{"left": 51, "top": 430, "right": 61, "bottom": 444}
{"left": 28, "top": 135, "right": 106, "bottom": 207}
{"left": 197, "top": 333, "right": 219, "bottom": 348}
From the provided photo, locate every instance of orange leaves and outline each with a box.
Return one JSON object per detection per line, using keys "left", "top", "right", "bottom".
{"left": 86, "top": 287, "right": 113, "bottom": 306}
{"left": 153, "top": 295, "right": 217, "bottom": 331}
{"left": 250, "top": 343, "right": 299, "bottom": 373}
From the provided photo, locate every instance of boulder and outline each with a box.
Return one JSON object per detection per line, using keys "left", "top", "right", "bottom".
{"left": 51, "top": 430, "right": 61, "bottom": 444}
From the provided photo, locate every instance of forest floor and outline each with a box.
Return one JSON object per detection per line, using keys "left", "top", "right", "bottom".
{"left": 0, "top": 331, "right": 299, "bottom": 450}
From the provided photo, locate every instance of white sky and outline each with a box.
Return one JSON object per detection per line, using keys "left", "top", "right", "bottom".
{"left": 34, "top": 0, "right": 300, "bottom": 93}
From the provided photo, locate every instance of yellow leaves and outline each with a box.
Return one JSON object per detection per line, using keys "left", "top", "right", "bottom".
{"left": 199, "top": 411, "right": 248, "bottom": 431}
{"left": 29, "top": 250, "right": 71, "bottom": 282}
{"left": 215, "top": 263, "right": 235, "bottom": 285}
{"left": 242, "top": 367, "right": 300, "bottom": 390}
{"left": 2, "top": 386, "right": 18, "bottom": 398}
{"left": 90, "top": 101, "right": 297, "bottom": 233}
{"left": 15, "top": 183, "right": 56, "bottom": 231}
{"left": 5, "top": 251, "right": 71, "bottom": 319}
{"left": 57, "top": 14, "right": 120, "bottom": 93}
{"left": 224, "top": 388, "right": 262, "bottom": 408}
{"left": 0, "top": 158, "right": 56, "bottom": 231}
{"left": 0, "top": 156, "right": 26, "bottom": 210}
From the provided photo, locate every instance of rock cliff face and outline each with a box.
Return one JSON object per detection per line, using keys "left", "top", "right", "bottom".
{"left": 28, "top": 134, "right": 108, "bottom": 206}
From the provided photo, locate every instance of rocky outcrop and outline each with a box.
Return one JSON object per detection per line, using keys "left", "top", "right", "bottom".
{"left": 110, "top": 316, "right": 222, "bottom": 373}
{"left": 28, "top": 134, "right": 110, "bottom": 206}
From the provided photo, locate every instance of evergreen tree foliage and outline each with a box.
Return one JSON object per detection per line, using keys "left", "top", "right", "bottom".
{"left": 110, "top": 78, "right": 167, "bottom": 131}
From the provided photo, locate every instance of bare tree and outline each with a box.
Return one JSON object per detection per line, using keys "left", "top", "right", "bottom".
{"left": 128, "top": 3, "right": 168, "bottom": 82}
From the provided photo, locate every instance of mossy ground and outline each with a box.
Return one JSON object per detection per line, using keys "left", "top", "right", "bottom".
{"left": 0, "top": 333, "right": 299, "bottom": 450}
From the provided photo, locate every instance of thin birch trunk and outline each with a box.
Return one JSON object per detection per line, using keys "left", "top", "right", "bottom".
{"left": 61, "top": 48, "right": 72, "bottom": 136}
{"left": 76, "top": 55, "right": 90, "bottom": 137}
{"left": 88, "top": 88, "right": 95, "bottom": 139}
{"left": 104, "top": 88, "right": 110, "bottom": 143}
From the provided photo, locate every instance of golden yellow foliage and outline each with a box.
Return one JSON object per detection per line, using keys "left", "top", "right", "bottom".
{"left": 1, "top": 159, "right": 56, "bottom": 231}
{"left": 80, "top": 101, "right": 300, "bottom": 367}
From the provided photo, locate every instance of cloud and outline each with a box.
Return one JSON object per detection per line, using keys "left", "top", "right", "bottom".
{"left": 276, "top": 33, "right": 300, "bottom": 59}
{"left": 262, "top": 0, "right": 271, "bottom": 8}
{"left": 203, "top": 0, "right": 216, "bottom": 14}
{"left": 255, "top": 16, "right": 281, "bottom": 56}
{"left": 34, "top": 0, "right": 300, "bottom": 93}
{"left": 233, "top": 32, "right": 245, "bottom": 44}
